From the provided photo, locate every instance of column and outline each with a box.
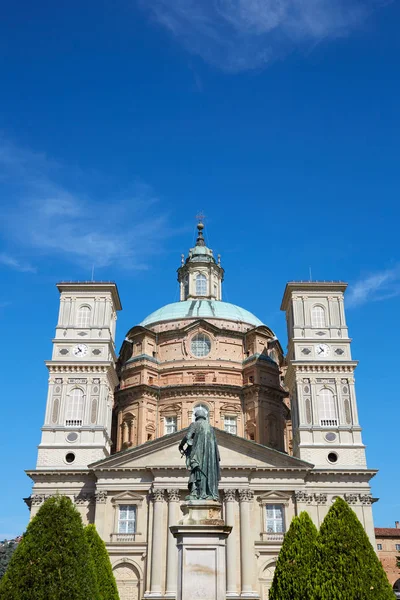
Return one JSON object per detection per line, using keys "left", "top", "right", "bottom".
{"left": 149, "top": 489, "right": 165, "bottom": 597}
{"left": 165, "top": 489, "right": 181, "bottom": 597}
{"left": 121, "top": 421, "right": 128, "bottom": 446}
{"left": 224, "top": 489, "right": 239, "bottom": 597}
{"left": 238, "top": 489, "right": 257, "bottom": 597}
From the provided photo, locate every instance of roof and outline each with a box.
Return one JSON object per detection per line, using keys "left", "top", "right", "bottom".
{"left": 140, "top": 299, "right": 264, "bottom": 328}
{"left": 280, "top": 281, "right": 347, "bottom": 311}
{"left": 56, "top": 281, "right": 122, "bottom": 310}
{"left": 375, "top": 528, "right": 400, "bottom": 538}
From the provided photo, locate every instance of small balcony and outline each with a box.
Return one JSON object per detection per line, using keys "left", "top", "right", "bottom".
{"left": 259, "top": 532, "right": 285, "bottom": 543}
{"left": 110, "top": 533, "right": 137, "bottom": 543}
{"left": 320, "top": 419, "right": 338, "bottom": 427}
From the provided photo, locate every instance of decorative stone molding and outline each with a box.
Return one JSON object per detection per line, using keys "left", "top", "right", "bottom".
{"left": 166, "top": 488, "right": 180, "bottom": 502}
{"left": 223, "top": 488, "right": 237, "bottom": 502}
{"left": 295, "top": 365, "right": 355, "bottom": 374}
{"left": 294, "top": 491, "right": 313, "bottom": 504}
{"left": 74, "top": 492, "right": 95, "bottom": 505}
{"left": 152, "top": 488, "right": 165, "bottom": 502}
{"left": 95, "top": 490, "right": 108, "bottom": 504}
{"left": 30, "top": 494, "right": 53, "bottom": 506}
{"left": 238, "top": 489, "right": 254, "bottom": 502}
{"left": 359, "top": 494, "right": 373, "bottom": 505}
{"left": 344, "top": 493, "right": 358, "bottom": 505}
{"left": 314, "top": 493, "right": 327, "bottom": 504}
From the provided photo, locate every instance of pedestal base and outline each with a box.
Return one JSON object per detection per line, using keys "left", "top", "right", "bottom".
{"left": 171, "top": 501, "right": 231, "bottom": 600}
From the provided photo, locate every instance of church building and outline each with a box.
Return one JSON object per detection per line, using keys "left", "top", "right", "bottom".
{"left": 26, "top": 223, "right": 376, "bottom": 600}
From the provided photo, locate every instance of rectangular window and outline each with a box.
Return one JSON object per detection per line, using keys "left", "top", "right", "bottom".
{"left": 266, "top": 504, "right": 285, "bottom": 534}
{"left": 224, "top": 416, "right": 237, "bottom": 435}
{"left": 118, "top": 505, "right": 136, "bottom": 534}
{"left": 377, "top": 544, "right": 382, "bottom": 550}
{"left": 165, "top": 416, "right": 177, "bottom": 435}
{"left": 396, "top": 544, "right": 400, "bottom": 551}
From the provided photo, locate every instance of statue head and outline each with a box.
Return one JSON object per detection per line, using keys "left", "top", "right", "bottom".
{"left": 194, "top": 407, "right": 207, "bottom": 421}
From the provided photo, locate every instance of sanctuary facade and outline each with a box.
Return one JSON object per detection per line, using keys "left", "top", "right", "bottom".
{"left": 26, "top": 223, "right": 376, "bottom": 600}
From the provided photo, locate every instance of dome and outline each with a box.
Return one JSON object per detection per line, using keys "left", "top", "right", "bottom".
{"left": 140, "top": 300, "right": 264, "bottom": 328}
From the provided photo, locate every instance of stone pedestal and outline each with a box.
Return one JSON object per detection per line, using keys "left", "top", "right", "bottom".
{"left": 171, "top": 501, "right": 231, "bottom": 600}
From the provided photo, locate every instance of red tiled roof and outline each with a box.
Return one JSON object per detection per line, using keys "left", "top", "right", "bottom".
{"left": 375, "top": 528, "right": 400, "bottom": 537}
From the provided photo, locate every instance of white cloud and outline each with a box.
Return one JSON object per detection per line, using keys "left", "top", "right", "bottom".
{"left": 141, "top": 0, "right": 390, "bottom": 71}
{"left": 347, "top": 266, "right": 400, "bottom": 307}
{"left": 0, "top": 139, "right": 172, "bottom": 271}
{"left": 0, "top": 253, "right": 36, "bottom": 273}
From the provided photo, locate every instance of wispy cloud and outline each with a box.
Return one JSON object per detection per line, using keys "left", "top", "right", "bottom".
{"left": 0, "top": 253, "right": 36, "bottom": 273}
{"left": 347, "top": 266, "right": 400, "bottom": 307}
{"left": 141, "top": 0, "right": 390, "bottom": 71}
{"left": 0, "top": 138, "right": 172, "bottom": 271}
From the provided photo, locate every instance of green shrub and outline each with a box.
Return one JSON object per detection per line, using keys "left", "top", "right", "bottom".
{"left": 312, "top": 497, "right": 394, "bottom": 600}
{"left": 269, "top": 511, "right": 318, "bottom": 600}
{"left": 85, "top": 524, "right": 119, "bottom": 600}
{"left": 0, "top": 495, "right": 99, "bottom": 599}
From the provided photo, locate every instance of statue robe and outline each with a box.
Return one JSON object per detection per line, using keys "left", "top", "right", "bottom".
{"left": 181, "top": 419, "right": 220, "bottom": 501}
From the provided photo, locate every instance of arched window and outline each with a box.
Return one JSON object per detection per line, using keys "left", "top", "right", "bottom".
{"left": 311, "top": 305, "right": 326, "bottom": 328}
{"left": 192, "top": 403, "right": 209, "bottom": 422}
{"left": 318, "top": 388, "right": 337, "bottom": 427}
{"left": 393, "top": 579, "right": 400, "bottom": 598}
{"left": 77, "top": 305, "right": 91, "bottom": 328}
{"left": 65, "top": 388, "right": 84, "bottom": 427}
{"left": 195, "top": 274, "right": 207, "bottom": 296}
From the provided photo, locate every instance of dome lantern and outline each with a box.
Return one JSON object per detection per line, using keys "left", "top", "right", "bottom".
{"left": 177, "top": 221, "right": 224, "bottom": 301}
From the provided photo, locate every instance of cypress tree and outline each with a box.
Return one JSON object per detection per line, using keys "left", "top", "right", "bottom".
{"left": 312, "top": 496, "right": 394, "bottom": 600}
{"left": 0, "top": 495, "right": 100, "bottom": 600}
{"left": 269, "top": 511, "right": 318, "bottom": 600}
{"left": 85, "top": 524, "right": 120, "bottom": 600}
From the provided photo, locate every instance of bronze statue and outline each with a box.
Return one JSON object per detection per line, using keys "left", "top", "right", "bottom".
{"left": 178, "top": 407, "right": 220, "bottom": 501}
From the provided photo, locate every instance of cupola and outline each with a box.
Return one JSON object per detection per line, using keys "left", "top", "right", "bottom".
{"left": 177, "top": 221, "right": 224, "bottom": 301}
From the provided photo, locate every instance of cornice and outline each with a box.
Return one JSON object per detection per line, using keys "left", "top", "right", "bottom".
{"left": 287, "top": 363, "right": 357, "bottom": 373}
{"left": 46, "top": 362, "right": 117, "bottom": 374}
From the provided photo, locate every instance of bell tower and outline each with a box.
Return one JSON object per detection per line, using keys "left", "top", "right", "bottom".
{"left": 36, "top": 281, "right": 122, "bottom": 470}
{"left": 281, "top": 282, "right": 366, "bottom": 468}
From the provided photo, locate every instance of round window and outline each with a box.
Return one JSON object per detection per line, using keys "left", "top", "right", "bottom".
{"left": 65, "top": 452, "right": 76, "bottom": 464}
{"left": 325, "top": 432, "right": 337, "bottom": 443}
{"left": 327, "top": 452, "right": 338, "bottom": 464}
{"left": 66, "top": 432, "right": 78, "bottom": 443}
{"left": 191, "top": 334, "right": 211, "bottom": 357}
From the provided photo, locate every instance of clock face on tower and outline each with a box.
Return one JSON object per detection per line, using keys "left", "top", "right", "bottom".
{"left": 315, "top": 343, "right": 330, "bottom": 358}
{"left": 73, "top": 344, "right": 88, "bottom": 357}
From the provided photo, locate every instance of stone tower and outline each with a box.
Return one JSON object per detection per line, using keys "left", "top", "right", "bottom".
{"left": 36, "top": 281, "right": 122, "bottom": 470}
{"left": 281, "top": 281, "right": 366, "bottom": 468}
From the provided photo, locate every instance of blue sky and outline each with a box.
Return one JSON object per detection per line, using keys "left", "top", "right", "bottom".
{"left": 1, "top": 0, "right": 400, "bottom": 538}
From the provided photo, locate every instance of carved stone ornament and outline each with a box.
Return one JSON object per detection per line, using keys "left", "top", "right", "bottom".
{"left": 294, "top": 491, "right": 313, "bottom": 504}
{"left": 359, "top": 494, "right": 373, "bottom": 505}
{"left": 31, "top": 494, "right": 52, "bottom": 506}
{"left": 344, "top": 493, "right": 358, "bottom": 505}
{"left": 74, "top": 492, "right": 95, "bottom": 505}
{"left": 166, "top": 488, "right": 180, "bottom": 502}
{"left": 314, "top": 493, "right": 327, "bottom": 504}
{"left": 153, "top": 489, "right": 165, "bottom": 502}
{"left": 223, "top": 489, "right": 237, "bottom": 502}
{"left": 95, "top": 490, "right": 107, "bottom": 504}
{"left": 238, "top": 489, "right": 254, "bottom": 502}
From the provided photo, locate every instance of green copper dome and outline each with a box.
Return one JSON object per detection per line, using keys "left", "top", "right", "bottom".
{"left": 140, "top": 300, "right": 263, "bottom": 328}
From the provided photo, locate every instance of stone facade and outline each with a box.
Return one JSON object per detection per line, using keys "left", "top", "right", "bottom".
{"left": 375, "top": 523, "right": 400, "bottom": 596}
{"left": 27, "top": 224, "right": 377, "bottom": 599}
